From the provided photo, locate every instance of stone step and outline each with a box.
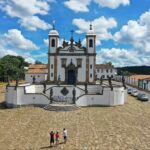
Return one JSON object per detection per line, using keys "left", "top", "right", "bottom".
{"left": 44, "top": 104, "right": 80, "bottom": 111}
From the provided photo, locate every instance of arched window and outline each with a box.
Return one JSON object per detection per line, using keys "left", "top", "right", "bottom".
{"left": 51, "top": 39, "right": 55, "bottom": 47}
{"left": 89, "top": 39, "right": 93, "bottom": 47}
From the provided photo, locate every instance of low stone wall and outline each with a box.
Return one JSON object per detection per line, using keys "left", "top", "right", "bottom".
{"left": 6, "top": 86, "right": 49, "bottom": 108}
{"left": 76, "top": 87, "right": 127, "bottom": 106}
{"left": 5, "top": 84, "right": 127, "bottom": 108}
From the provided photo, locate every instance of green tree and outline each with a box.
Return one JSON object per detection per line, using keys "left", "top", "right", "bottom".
{"left": 0, "top": 55, "right": 29, "bottom": 82}
{"left": 104, "top": 61, "right": 114, "bottom": 68}
{"left": 35, "top": 60, "right": 43, "bottom": 64}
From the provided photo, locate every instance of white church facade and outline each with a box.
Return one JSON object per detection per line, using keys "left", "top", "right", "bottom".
{"left": 6, "top": 24, "right": 127, "bottom": 108}
{"left": 47, "top": 25, "right": 96, "bottom": 85}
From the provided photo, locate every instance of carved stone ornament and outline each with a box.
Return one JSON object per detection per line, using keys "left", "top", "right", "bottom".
{"left": 61, "top": 87, "right": 69, "bottom": 96}
{"left": 68, "top": 46, "right": 76, "bottom": 52}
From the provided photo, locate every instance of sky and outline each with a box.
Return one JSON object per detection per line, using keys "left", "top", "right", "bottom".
{"left": 0, "top": 0, "right": 150, "bottom": 67}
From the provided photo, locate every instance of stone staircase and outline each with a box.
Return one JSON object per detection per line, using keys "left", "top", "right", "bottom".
{"left": 44, "top": 104, "right": 80, "bottom": 111}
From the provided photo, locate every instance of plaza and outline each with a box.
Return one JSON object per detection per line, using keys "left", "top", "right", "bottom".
{"left": 0, "top": 86, "right": 150, "bottom": 149}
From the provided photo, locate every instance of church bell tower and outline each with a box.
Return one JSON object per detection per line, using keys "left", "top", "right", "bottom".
{"left": 86, "top": 24, "right": 96, "bottom": 84}
{"left": 48, "top": 24, "right": 59, "bottom": 83}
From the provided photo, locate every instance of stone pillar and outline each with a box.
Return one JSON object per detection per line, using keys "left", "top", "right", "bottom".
{"left": 86, "top": 56, "right": 89, "bottom": 83}
{"left": 54, "top": 55, "right": 57, "bottom": 84}
{"left": 47, "top": 54, "right": 50, "bottom": 82}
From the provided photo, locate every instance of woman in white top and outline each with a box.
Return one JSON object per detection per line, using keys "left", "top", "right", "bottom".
{"left": 63, "top": 128, "right": 67, "bottom": 143}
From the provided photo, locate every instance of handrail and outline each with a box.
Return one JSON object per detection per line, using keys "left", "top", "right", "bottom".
{"left": 45, "top": 85, "right": 74, "bottom": 92}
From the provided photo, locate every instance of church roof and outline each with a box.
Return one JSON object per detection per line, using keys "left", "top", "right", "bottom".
{"left": 49, "top": 29, "right": 59, "bottom": 36}
{"left": 128, "top": 75, "right": 150, "bottom": 79}
{"left": 27, "top": 64, "right": 48, "bottom": 74}
{"left": 95, "top": 64, "right": 114, "bottom": 69}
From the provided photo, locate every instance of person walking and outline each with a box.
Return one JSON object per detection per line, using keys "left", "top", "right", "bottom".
{"left": 63, "top": 128, "right": 67, "bottom": 144}
{"left": 55, "top": 131, "right": 59, "bottom": 145}
{"left": 50, "top": 131, "right": 55, "bottom": 147}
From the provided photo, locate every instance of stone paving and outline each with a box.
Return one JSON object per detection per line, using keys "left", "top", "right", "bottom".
{"left": 0, "top": 86, "right": 150, "bottom": 149}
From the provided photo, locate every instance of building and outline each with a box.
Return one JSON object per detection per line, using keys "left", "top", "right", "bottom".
{"left": 47, "top": 24, "right": 96, "bottom": 84}
{"left": 141, "top": 78, "right": 150, "bottom": 91}
{"left": 25, "top": 64, "right": 48, "bottom": 83}
{"left": 95, "top": 64, "right": 116, "bottom": 79}
{"left": 7, "top": 23, "right": 127, "bottom": 108}
{"left": 127, "top": 75, "right": 150, "bottom": 91}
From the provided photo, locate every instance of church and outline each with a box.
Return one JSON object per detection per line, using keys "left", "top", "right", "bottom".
{"left": 7, "top": 24, "right": 127, "bottom": 108}
{"left": 25, "top": 24, "right": 116, "bottom": 84}
{"left": 47, "top": 24, "right": 96, "bottom": 85}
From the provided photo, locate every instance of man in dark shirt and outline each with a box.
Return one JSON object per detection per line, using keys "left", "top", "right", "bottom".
{"left": 50, "top": 131, "right": 54, "bottom": 146}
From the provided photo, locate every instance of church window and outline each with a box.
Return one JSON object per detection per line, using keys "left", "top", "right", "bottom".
{"left": 51, "top": 39, "right": 55, "bottom": 47}
{"left": 77, "top": 58, "right": 82, "bottom": 67}
{"left": 51, "top": 73, "right": 53, "bottom": 77}
{"left": 61, "top": 58, "right": 67, "bottom": 67}
{"left": 51, "top": 64, "right": 53, "bottom": 69}
{"left": 90, "top": 73, "right": 92, "bottom": 78}
{"left": 89, "top": 39, "right": 93, "bottom": 47}
{"left": 90, "top": 65, "right": 92, "bottom": 69}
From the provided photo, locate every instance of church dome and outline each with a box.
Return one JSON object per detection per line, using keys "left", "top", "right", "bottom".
{"left": 49, "top": 29, "right": 59, "bottom": 36}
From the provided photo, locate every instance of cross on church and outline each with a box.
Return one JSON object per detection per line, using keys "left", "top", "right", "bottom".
{"left": 52, "top": 20, "right": 55, "bottom": 30}
{"left": 70, "top": 30, "right": 74, "bottom": 37}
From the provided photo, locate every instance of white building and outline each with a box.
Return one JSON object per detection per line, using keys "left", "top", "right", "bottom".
{"left": 48, "top": 24, "right": 96, "bottom": 84}
{"left": 95, "top": 64, "right": 117, "bottom": 79}
{"left": 6, "top": 24, "right": 128, "bottom": 108}
{"left": 25, "top": 64, "right": 48, "bottom": 83}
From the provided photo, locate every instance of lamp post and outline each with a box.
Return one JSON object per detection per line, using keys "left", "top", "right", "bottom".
{"left": 72, "top": 88, "right": 76, "bottom": 104}
{"left": 57, "top": 75, "right": 61, "bottom": 86}
{"left": 50, "top": 88, "right": 53, "bottom": 104}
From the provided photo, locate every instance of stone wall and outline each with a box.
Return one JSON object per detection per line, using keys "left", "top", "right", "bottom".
{"left": 6, "top": 84, "right": 127, "bottom": 108}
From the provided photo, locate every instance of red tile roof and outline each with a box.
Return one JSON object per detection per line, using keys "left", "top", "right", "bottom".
{"left": 27, "top": 64, "right": 48, "bottom": 74}
{"left": 129, "top": 75, "right": 150, "bottom": 79}
{"left": 95, "top": 64, "right": 114, "bottom": 69}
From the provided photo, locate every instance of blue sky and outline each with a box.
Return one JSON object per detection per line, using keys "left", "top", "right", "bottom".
{"left": 0, "top": 0, "right": 150, "bottom": 67}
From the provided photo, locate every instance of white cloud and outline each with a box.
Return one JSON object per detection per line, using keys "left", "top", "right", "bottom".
{"left": 0, "top": 45, "right": 18, "bottom": 58}
{"left": 0, "top": 0, "right": 54, "bottom": 31}
{"left": 0, "top": 44, "right": 36, "bottom": 64}
{"left": 64, "top": 0, "right": 90, "bottom": 13}
{"left": 1, "top": 0, "right": 50, "bottom": 18}
{"left": 94, "top": 0, "right": 130, "bottom": 9}
{"left": 19, "top": 16, "right": 51, "bottom": 31}
{"left": 64, "top": 0, "right": 130, "bottom": 12}
{"left": 43, "top": 39, "right": 49, "bottom": 46}
{"left": 96, "top": 48, "right": 145, "bottom": 67}
{"left": 114, "top": 10, "right": 150, "bottom": 54}
{"left": 3, "top": 29, "right": 39, "bottom": 50}
{"left": 73, "top": 16, "right": 117, "bottom": 45}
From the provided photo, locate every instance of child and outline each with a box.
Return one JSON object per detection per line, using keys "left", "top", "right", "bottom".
{"left": 55, "top": 131, "right": 59, "bottom": 145}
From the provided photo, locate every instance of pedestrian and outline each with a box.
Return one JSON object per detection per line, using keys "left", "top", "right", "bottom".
{"left": 63, "top": 128, "right": 67, "bottom": 144}
{"left": 50, "top": 131, "right": 55, "bottom": 147}
{"left": 55, "top": 131, "right": 59, "bottom": 145}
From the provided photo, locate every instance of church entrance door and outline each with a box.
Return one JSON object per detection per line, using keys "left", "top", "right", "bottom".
{"left": 68, "top": 70, "right": 76, "bottom": 84}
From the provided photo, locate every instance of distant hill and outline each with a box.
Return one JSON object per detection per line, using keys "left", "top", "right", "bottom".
{"left": 117, "top": 66, "right": 150, "bottom": 75}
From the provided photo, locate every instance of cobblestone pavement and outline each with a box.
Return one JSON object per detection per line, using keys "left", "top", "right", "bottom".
{"left": 0, "top": 87, "right": 150, "bottom": 150}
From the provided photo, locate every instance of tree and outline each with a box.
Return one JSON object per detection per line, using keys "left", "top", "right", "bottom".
{"left": 104, "top": 61, "right": 114, "bottom": 68}
{"left": 35, "top": 60, "right": 43, "bottom": 64}
{"left": 0, "top": 55, "right": 29, "bottom": 82}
